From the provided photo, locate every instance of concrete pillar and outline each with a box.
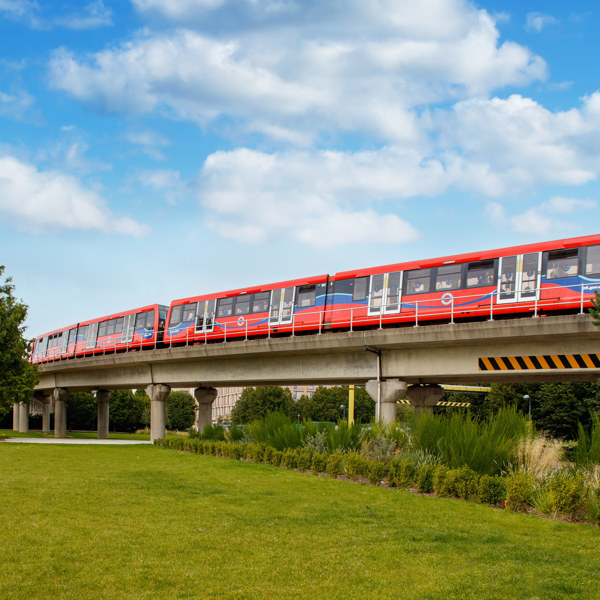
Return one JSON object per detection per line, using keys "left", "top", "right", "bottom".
{"left": 365, "top": 379, "right": 408, "bottom": 425}
{"left": 194, "top": 387, "right": 218, "bottom": 431}
{"left": 42, "top": 393, "right": 53, "bottom": 433}
{"left": 407, "top": 384, "right": 445, "bottom": 416}
{"left": 13, "top": 404, "right": 19, "bottom": 431}
{"left": 18, "top": 402, "right": 29, "bottom": 433}
{"left": 147, "top": 384, "right": 170, "bottom": 442}
{"left": 96, "top": 390, "right": 111, "bottom": 439}
{"left": 54, "top": 388, "right": 69, "bottom": 439}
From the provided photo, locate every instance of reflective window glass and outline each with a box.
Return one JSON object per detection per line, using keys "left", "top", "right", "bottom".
{"left": 169, "top": 306, "right": 183, "bottom": 327}
{"left": 115, "top": 317, "right": 124, "bottom": 334}
{"left": 586, "top": 245, "right": 600, "bottom": 275}
{"left": 353, "top": 277, "right": 369, "bottom": 301}
{"left": 546, "top": 249, "right": 578, "bottom": 279}
{"left": 217, "top": 298, "right": 234, "bottom": 318}
{"left": 182, "top": 303, "right": 197, "bottom": 323}
{"left": 135, "top": 312, "right": 147, "bottom": 330}
{"left": 435, "top": 265, "right": 462, "bottom": 291}
{"left": 106, "top": 320, "right": 115, "bottom": 336}
{"left": 252, "top": 292, "right": 270, "bottom": 313}
{"left": 467, "top": 261, "right": 495, "bottom": 288}
{"left": 297, "top": 285, "right": 316, "bottom": 308}
{"left": 98, "top": 322, "right": 108, "bottom": 337}
{"left": 405, "top": 269, "right": 431, "bottom": 294}
{"left": 235, "top": 296, "right": 252, "bottom": 315}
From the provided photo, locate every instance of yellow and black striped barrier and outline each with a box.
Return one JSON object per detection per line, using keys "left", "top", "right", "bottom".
{"left": 479, "top": 353, "right": 600, "bottom": 371}
{"left": 436, "top": 401, "right": 471, "bottom": 407}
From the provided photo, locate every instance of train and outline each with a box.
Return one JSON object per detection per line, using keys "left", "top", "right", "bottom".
{"left": 30, "top": 234, "right": 600, "bottom": 363}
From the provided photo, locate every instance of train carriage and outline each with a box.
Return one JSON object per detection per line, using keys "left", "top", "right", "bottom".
{"left": 324, "top": 234, "right": 600, "bottom": 330}
{"left": 164, "top": 274, "right": 329, "bottom": 344}
{"left": 31, "top": 304, "right": 168, "bottom": 363}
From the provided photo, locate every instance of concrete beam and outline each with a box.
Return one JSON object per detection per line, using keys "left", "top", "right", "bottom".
{"left": 147, "top": 384, "right": 170, "bottom": 442}
{"left": 54, "top": 388, "right": 68, "bottom": 438}
{"left": 366, "top": 379, "right": 407, "bottom": 425}
{"left": 96, "top": 389, "right": 111, "bottom": 439}
{"left": 194, "top": 387, "right": 218, "bottom": 431}
{"left": 407, "top": 384, "right": 445, "bottom": 416}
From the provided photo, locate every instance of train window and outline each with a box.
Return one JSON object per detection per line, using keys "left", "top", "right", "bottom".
{"left": 169, "top": 305, "right": 183, "bottom": 327}
{"left": 235, "top": 295, "right": 252, "bottom": 315}
{"left": 297, "top": 285, "right": 316, "bottom": 308}
{"left": 68, "top": 329, "right": 77, "bottom": 345}
{"left": 546, "top": 249, "right": 578, "bottom": 279}
{"left": 405, "top": 269, "right": 431, "bottom": 295}
{"left": 182, "top": 303, "right": 197, "bottom": 323}
{"left": 98, "top": 321, "right": 108, "bottom": 337}
{"left": 252, "top": 292, "right": 270, "bottom": 313}
{"left": 466, "top": 260, "right": 495, "bottom": 288}
{"left": 586, "top": 245, "right": 600, "bottom": 275}
{"left": 106, "top": 319, "right": 116, "bottom": 336}
{"left": 115, "top": 317, "right": 124, "bottom": 334}
{"left": 217, "top": 297, "right": 234, "bottom": 318}
{"left": 144, "top": 311, "right": 154, "bottom": 331}
{"left": 135, "top": 312, "right": 147, "bottom": 330}
{"left": 353, "top": 277, "right": 369, "bottom": 301}
{"left": 435, "top": 265, "right": 462, "bottom": 291}
{"left": 78, "top": 325, "right": 88, "bottom": 341}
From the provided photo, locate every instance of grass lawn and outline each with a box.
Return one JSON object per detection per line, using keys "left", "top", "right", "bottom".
{"left": 1, "top": 443, "right": 599, "bottom": 600}
{"left": 0, "top": 429, "right": 162, "bottom": 441}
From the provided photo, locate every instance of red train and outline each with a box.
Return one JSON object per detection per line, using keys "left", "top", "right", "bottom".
{"left": 31, "top": 234, "right": 600, "bottom": 363}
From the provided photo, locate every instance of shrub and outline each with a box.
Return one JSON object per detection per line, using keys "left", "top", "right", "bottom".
{"left": 388, "top": 458, "right": 415, "bottom": 489}
{"left": 367, "top": 461, "right": 389, "bottom": 486}
{"left": 296, "top": 448, "right": 314, "bottom": 471}
{"left": 269, "top": 449, "right": 283, "bottom": 467}
{"left": 514, "top": 434, "right": 563, "bottom": 479}
{"left": 477, "top": 475, "right": 506, "bottom": 505}
{"left": 345, "top": 452, "right": 369, "bottom": 480}
{"left": 505, "top": 472, "right": 534, "bottom": 512}
{"left": 303, "top": 430, "right": 328, "bottom": 454}
{"left": 281, "top": 448, "right": 298, "bottom": 469}
{"left": 433, "top": 465, "right": 452, "bottom": 496}
{"left": 246, "top": 413, "right": 302, "bottom": 450}
{"left": 585, "top": 484, "right": 600, "bottom": 525}
{"left": 325, "top": 452, "right": 345, "bottom": 478}
{"left": 547, "top": 471, "right": 587, "bottom": 519}
{"left": 415, "top": 464, "right": 436, "bottom": 493}
{"left": 532, "top": 486, "right": 554, "bottom": 516}
{"left": 574, "top": 413, "right": 600, "bottom": 467}
{"left": 311, "top": 452, "right": 327, "bottom": 474}
{"left": 454, "top": 467, "right": 480, "bottom": 500}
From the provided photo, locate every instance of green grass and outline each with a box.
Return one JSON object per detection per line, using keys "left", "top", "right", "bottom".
{"left": 1, "top": 444, "right": 599, "bottom": 600}
{"left": 0, "top": 429, "right": 185, "bottom": 441}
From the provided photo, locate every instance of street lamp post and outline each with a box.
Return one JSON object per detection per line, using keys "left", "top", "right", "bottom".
{"left": 340, "top": 404, "right": 346, "bottom": 420}
{"left": 524, "top": 394, "right": 531, "bottom": 421}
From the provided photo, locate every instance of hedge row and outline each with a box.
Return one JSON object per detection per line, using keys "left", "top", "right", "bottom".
{"left": 155, "top": 438, "right": 600, "bottom": 524}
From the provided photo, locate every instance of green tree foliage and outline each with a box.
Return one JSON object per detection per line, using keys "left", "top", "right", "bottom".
{"left": 67, "top": 392, "right": 97, "bottom": 431}
{"left": 109, "top": 389, "right": 147, "bottom": 432}
{"left": 230, "top": 386, "right": 295, "bottom": 424}
{"left": 0, "top": 266, "right": 37, "bottom": 418}
{"left": 166, "top": 391, "right": 196, "bottom": 431}
{"left": 589, "top": 290, "right": 600, "bottom": 325}
{"left": 296, "top": 386, "right": 375, "bottom": 424}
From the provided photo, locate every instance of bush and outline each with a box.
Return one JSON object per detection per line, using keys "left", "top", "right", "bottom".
{"left": 477, "top": 475, "right": 506, "bottom": 505}
{"left": 547, "top": 471, "right": 587, "bottom": 519}
{"left": 433, "top": 465, "right": 451, "bottom": 496}
{"left": 454, "top": 467, "right": 480, "bottom": 500}
{"left": 415, "top": 464, "right": 436, "bottom": 493}
{"left": 246, "top": 413, "right": 302, "bottom": 450}
{"left": 281, "top": 448, "right": 298, "bottom": 469}
{"left": 388, "top": 458, "right": 415, "bottom": 489}
{"left": 311, "top": 452, "right": 327, "bottom": 474}
{"left": 367, "top": 461, "right": 389, "bottom": 485}
{"left": 505, "top": 472, "right": 534, "bottom": 512}
{"left": 325, "top": 452, "right": 345, "bottom": 478}
{"left": 345, "top": 452, "right": 369, "bottom": 480}
{"left": 296, "top": 448, "right": 314, "bottom": 471}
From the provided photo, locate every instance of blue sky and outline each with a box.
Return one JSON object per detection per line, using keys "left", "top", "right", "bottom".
{"left": 2, "top": 0, "right": 600, "bottom": 337}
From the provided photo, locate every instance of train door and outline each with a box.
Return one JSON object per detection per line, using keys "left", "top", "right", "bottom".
{"left": 269, "top": 287, "right": 295, "bottom": 325}
{"left": 62, "top": 328, "right": 76, "bottom": 355}
{"left": 121, "top": 314, "right": 136, "bottom": 343}
{"left": 497, "top": 253, "right": 541, "bottom": 303}
{"left": 368, "top": 271, "right": 402, "bottom": 315}
{"left": 86, "top": 322, "right": 99, "bottom": 349}
{"left": 195, "top": 299, "right": 216, "bottom": 333}
{"left": 39, "top": 336, "right": 48, "bottom": 359}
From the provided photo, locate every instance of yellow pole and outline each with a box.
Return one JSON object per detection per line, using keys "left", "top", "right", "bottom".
{"left": 348, "top": 384, "right": 355, "bottom": 426}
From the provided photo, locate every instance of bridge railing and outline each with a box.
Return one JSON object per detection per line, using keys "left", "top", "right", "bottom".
{"left": 40, "top": 283, "right": 596, "bottom": 361}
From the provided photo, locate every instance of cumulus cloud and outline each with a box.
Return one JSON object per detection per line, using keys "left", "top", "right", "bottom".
{"left": 194, "top": 148, "right": 421, "bottom": 247}
{"left": 0, "top": 0, "right": 111, "bottom": 29}
{"left": 49, "top": 0, "right": 545, "bottom": 144}
{"left": 486, "top": 197, "right": 596, "bottom": 236}
{"left": 0, "top": 85, "right": 35, "bottom": 120}
{"left": 138, "top": 169, "right": 184, "bottom": 205}
{"left": 54, "top": 1, "right": 113, "bottom": 30}
{"left": 0, "top": 155, "right": 149, "bottom": 235}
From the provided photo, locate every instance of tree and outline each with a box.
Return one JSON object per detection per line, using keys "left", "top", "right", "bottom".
{"left": 166, "top": 391, "right": 196, "bottom": 431}
{"left": 589, "top": 290, "right": 600, "bottom": 326}
{"left": 67, "top": 392, "right": 97, "bottom": 431}
{"left": 297, "top": 386, "right": 375, "bottom": 423}
{"left": 230, "top": 386, "right": 295, "bottom": 424}
{"left": 0, "top": 266, "right": 37, "bottom": 418}
{"left": 109, "top": 389, "right": 147, "bottom": 432}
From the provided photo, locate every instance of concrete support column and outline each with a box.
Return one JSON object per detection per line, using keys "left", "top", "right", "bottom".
{"left": 147, "top": 384, "right": 170, "bottom": 442}
{"left": 194, "top": 387, "right": 218, "bottom": 431}
{"left": 13, "top": 404, "right": 19, "bottom": 431}
{"left": 365, "top": 379, "right": 408, "bottom": 425}
{"left": 42, "top": 393, "right": 53, "bottom": 433}
{"left": 407, "top": 384, "right": 445, "bottom": 416}
{"left": 54, "top": 388, "right": 69, "bottom": 439}
{"left": 18, "top": 402, "right": 29, "bottom": 433}
{"left": 96, "top": 390, "right": 111, "bottom": 439}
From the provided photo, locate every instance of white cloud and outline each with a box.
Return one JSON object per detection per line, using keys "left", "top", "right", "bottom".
{"left": 54, "top": 1, "right": 113, "bottom": 30}
{"left": 125, "top": 129, "right": 170, "bottom": 160}
{"left": 49, "top": 1, "right": 545, "bottom": 144}
{"left": 195, "top": 148, "right": 422, "bottom": 247}
{"left": 0, "top": 85, "right": 35, "bottom": 120}
{"left": 0, "top": 0, "right": 40, "bottom": 26}
{"left": 0, "top": 155, "right": 149, "bottom": 235}
{"left": 486, "top": 197, "right": 596, "bottom": 236}
{"left": 525, "top": 12, "right": 559, "bottom": 33}
{"left": 138, "top": 169, "right": 183, "bottom": 205}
